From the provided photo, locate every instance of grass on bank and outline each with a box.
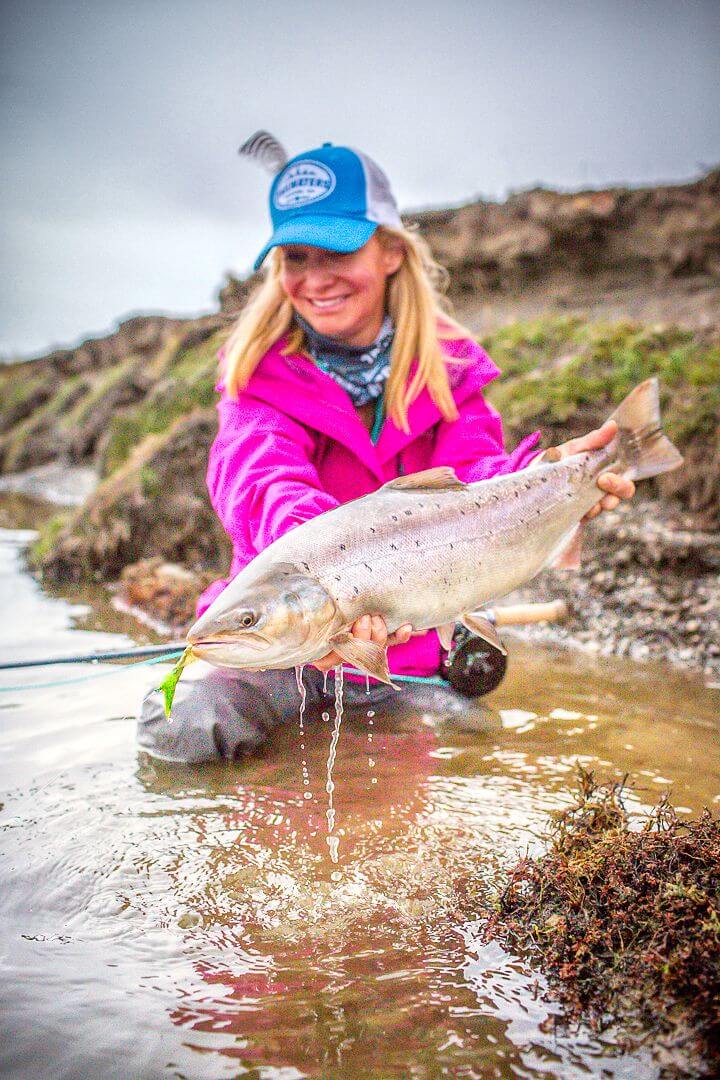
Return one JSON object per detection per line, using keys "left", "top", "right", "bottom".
{"left": 99, "top": 331, "right": 224, "bottom": 475}
{"left": 482, "top": 316, "right": 720, "bottom": 443}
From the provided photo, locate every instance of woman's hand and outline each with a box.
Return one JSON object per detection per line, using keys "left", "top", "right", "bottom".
{"left": 548, "top": 419, "right": 636, "bottom": 520}
{"left": 313, "top": 614, "right": 413, "bottom": 673}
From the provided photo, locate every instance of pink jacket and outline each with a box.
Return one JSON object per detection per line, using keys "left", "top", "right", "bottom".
{"left": 197, "top": 335, "right": 541, "bottom": 677}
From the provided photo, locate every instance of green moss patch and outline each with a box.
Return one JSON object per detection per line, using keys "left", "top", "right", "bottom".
{"left": 100, "top": 331, "right": 225, "bottom": 475}
{"left": 30, "top": 513, "right": 71, "bottom": 565}
{"left": 482, "top": 316, "right": 720, "bottom": 438}
{"left": 482, "top": 317, "right": 720, "bottom": 521}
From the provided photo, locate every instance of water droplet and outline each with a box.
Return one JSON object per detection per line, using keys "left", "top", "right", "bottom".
{"left": 330, "top": 870, "right": 342, "bottom": 882}
{"left": 303, "top": 790, "right": 313, "bottom": 799}
{"left": 326, "top": 834, "right": 340, "bottom": 863}
{"left": 324, "top": 668, "right": 344, "bottom": 862}
{"left": 367, "top": 709, "right": 375, "bottom": 718}
{"left": 295, "top": 665, "right": 307, "bottom": 734}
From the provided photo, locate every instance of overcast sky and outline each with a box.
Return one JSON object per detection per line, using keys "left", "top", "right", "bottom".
{"left": 1, "top": 0, "right": 719, "bottom": 359}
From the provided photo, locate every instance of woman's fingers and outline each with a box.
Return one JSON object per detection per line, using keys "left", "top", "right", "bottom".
{"left": 581, "top": 419, "right": 618, "bottom": 452}
{"left": 597, "top": 472, "right": 635, "bottom": 500}
{"left": 555, "top": 419, "right": 618, "bottom": 459}
{"left": 370, "top": 614, "right": 387, "bottom": 646}
{"left": 582, "top": 472, "right": 636, "bottom": 521}
{"left": 313, "top": 649, "right": 342, "bottom": 671}
{"left": 387, "top": 622, "right": 413, "bottom": 646}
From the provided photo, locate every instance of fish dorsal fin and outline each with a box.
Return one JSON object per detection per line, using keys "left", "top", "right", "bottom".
{"left": 381, "top": 467, "right": 466, "bottom": 493}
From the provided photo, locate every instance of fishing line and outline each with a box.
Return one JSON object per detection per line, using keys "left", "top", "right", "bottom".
{"left": 342, "top": 666, "right": 449, "bottom": 687}
{"left": 0, "top": 656, "right": 449, "bottom": 695}
{"left": 0, "top": 644, "right": 187, "bottom": 670}
{"left": 0, "top": 650, "right": 185, "bottom": 693}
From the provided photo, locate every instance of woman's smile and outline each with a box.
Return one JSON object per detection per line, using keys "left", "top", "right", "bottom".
{"left": 280, "top": 235, "right": 404, "bottom": 347}
{"left": 303, "top": 294, "right": 352, "bottom": 311}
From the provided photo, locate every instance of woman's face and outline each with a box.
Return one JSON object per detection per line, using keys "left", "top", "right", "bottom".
{"left": 279, "top": 234, "right": 404, "bottom": 348}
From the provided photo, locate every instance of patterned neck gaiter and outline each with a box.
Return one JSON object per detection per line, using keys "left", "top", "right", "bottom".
{"left": 295, "top": 313, "right": 395, "bottom": 407}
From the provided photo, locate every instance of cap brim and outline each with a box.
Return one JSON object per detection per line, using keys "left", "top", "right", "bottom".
{"left": 253, "top": 216, "right": 378, "bottom": 271}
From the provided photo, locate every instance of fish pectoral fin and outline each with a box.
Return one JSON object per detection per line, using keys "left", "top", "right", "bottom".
{"left": 328, "top": 632, "right": 398, "bottom": 688}
{"left": 381, "top": 467, "right": 466, "bottom": 493}
{"left": 460, "top": 613, "right": 508, "bottom": 656}
{"left": 548, "top": 523, "right": 584, "bottom": 570}
{"left": 436, "top": 622, "right": 456, "bottom": 651}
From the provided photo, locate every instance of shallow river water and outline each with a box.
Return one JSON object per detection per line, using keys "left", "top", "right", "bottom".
{"left": 1, "top": 493, "right": 719, "bottom": 1079}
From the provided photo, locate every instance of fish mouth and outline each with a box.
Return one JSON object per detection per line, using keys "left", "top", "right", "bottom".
{"left": 187, "top": 633, "right": 270, "bottom": 654}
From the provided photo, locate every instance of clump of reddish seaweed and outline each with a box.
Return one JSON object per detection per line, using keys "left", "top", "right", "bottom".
{"left": 483, "top": 770, "right": 720, "bottom": 1070}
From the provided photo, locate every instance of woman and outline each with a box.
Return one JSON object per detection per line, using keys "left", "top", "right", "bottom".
{"left": 138, "top": 143, "right": 634, "bottom": 763}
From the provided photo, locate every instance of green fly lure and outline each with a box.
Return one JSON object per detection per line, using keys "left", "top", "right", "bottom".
{"left": 155, "top": 647, "right": 196, "bottom": 717}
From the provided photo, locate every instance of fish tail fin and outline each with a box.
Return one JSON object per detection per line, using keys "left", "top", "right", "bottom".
{"left": 609, "top": 377, "right": 683, "bottom": 482}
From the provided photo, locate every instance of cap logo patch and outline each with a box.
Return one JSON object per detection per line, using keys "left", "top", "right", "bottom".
{"left": 273, "top": 160, "right": 336, "bottom": 210}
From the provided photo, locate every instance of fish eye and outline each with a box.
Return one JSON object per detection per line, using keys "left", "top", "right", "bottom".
{"left": 238, "top": 611, "right": 257, "bottom": 629}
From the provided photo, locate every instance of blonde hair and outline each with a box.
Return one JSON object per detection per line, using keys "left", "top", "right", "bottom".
{"left": 222, "top": 225, "right": 474, "bottom": 432}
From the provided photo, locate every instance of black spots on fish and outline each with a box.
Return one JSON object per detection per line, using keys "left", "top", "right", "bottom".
{"left": 339, "top": 543, "right": 346, "bottom": 551}
{"left": 415, "top": 539, "right": 421, "bottom": 547}
{"left": 390, "top": 542, "right": 398, "bottom": 550}
{"left": 301, "top": 561, "right": 310, "bottom": 571}
{"left": 460, "top": 509, "right": 466, "bottom": 516}
{"left": 353, "top": 586, "right": 359, "bottom": 595}
{"left": 449, "top": 543, "right": 454, "bottom": 550}
{"left": 404, "top": 509, "right": 413, "bottom": 516}
{"left": 363, "top": 562, "right": 372, "bottom": 571}
{"left": 435, "top": 502, "right": 441, "bottom": 509}
{"left": 541, "top": 476, "right": 548, "bottom": 483}
{"left": 391, "top": 514, "right": 398, "bottom": 521}
{"left": 475, "top": 499, "right": 483, "bottom": 507}
{"left": 334, "top": 575, "right": 341, "bottom": 581}
{"left": 514, "top": 490, "right": 520, "bottom": 498}
{"left": 491, "top": 494, "right": 500, "bottom": 502}
{"left": 370, "top": 527, "right": 376, "bottom": 534}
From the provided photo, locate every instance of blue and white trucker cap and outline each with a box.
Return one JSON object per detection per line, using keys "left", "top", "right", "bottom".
{"left": 253, "top": 143, "right": 403, "bottom": 270}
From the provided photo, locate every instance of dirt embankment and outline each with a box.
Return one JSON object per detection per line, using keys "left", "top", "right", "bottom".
{"left": 417, "top": 166, "right": 720, "bottom": 331}
{"left": 1, "top": 170, "right": 718, "bottom": 673}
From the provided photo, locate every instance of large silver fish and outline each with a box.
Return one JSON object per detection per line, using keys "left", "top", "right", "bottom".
{"left": 187, "top": 378, "right": 682, "bottom": 684}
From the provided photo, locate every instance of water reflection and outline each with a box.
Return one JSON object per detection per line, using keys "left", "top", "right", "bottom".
{"left": 2, "top": 506, "right": 719, "bottom": 1077}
